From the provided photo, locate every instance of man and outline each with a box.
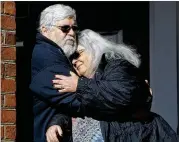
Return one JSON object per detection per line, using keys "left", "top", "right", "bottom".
{"left": 30, "top": 4, "right": 80, "bottom": 141}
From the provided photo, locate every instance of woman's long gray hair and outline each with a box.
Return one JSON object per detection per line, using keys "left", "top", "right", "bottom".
{"left": 78, "top": 29, "right": 141, "bottom": 76}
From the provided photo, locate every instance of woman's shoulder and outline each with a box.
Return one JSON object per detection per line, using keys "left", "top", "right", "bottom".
{"left": 106, "top": 58, "right": 137, "bottom": 69}
{"left": 102, "top": 58, "right": 139, "bottom": 78}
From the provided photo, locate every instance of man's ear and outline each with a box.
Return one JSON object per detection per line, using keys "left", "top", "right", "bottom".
{"left": 41, "top": 26, "right": 48, "bottom": 35}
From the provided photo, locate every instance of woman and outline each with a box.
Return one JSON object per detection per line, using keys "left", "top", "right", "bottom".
{"left": 47, "top": 29, "right": 178, "bottom": 142}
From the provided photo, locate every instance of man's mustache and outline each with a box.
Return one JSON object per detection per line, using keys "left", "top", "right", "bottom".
{"left": 65, "top": 38, "right": 75, "bottom": 43}
{"left": 67, "top": 37, "right": 75, "bottom": 40}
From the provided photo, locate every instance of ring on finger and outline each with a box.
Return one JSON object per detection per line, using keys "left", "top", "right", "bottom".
{"left": 60, "top": 85, "right": 65, "bottom": 89}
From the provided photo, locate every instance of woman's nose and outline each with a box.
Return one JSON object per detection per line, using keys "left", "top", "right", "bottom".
{"left": 72, "top": 58, "right": 77, "bottom": 66}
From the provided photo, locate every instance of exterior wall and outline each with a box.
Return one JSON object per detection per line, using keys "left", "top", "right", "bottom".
{"left": 1, "top": 2, "right": 16, "bottom": 141}
{"left": 150, "top": 1, "right": 178, "bottom": 132}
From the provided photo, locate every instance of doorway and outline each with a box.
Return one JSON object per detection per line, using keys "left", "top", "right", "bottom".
{"left": 16, "top": 2, "right": 149, "bottom": 141}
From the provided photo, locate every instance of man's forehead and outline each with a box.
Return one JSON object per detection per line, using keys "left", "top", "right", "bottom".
{"left": 56, "top": 17, "right": 77, "bottom": 25}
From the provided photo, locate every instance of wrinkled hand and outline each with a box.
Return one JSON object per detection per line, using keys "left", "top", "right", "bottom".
{"left": 46, "top": 125, "right": 63, "bottom": 142}
{"left": 53, "top": 71, "right": 79, "bottom": 93}
{"left": 145, "top": 80, "right": 152, "bottom": 95}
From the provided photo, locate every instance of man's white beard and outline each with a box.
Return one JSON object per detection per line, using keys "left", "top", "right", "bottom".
{"left": 62, "top": 44, "right": 76, "bottom": 58}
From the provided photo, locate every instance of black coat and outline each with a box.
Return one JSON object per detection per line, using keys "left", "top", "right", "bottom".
{"left": 30, "top": 33, "right": 178, "bottom": 142}
{"left": 48, "top": 55, "right": 178, "bottom": 142}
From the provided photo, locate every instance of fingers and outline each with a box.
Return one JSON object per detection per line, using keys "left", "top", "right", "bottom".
{"left": 149, "top": 88, "right": 153, "bottom": 95}
{"left": 144, "top": 80, "right": 153, "bottom": 95}
{"left": 55, "top": 75, "right": 67, "bottom": 80}
{"left": 53, "top": 84, "right": 63, "bottom": 89}
{"left": 55, "top": 71, "right": 77, "bottom": 80}
{"left": 58, "top": 85, "right": 71, "bottom": 93}
{"left": 70, "top": 71, "right": 77, "bottom": 77}
{"left": 46, "top": 134, "right": 50, "bottom": 142}
{"left": 57, "top": 126, "right": 63, "bottom": 136}
{"left": 52, "top": 79, "right": 63, "bottom": 84}
{"left": 46, "top": 130, "right": 59, "bottom": 142}
{"left": 54, "top": 84, "right": 69, "bottom": 89}
{"left": 145, "top": 80, "right": 149, "bottom": 84}
{"left": 58, "top": 88, "right": 68, "bottom": 93}
{"left": 53, "top": 80, "right": 68, "bottom": 87}
{"left": 46, "top": 125, "right": 61, "bottom": 142}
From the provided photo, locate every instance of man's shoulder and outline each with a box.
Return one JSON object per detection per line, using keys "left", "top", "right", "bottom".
{"left": 31, "top": 41, "right": 71, "bottom": 70}
{"left": 33, "top": 41, "right": 61, "bottom": 55}
{"left": 32, "top": 41, "right": 65, "bottom": 63}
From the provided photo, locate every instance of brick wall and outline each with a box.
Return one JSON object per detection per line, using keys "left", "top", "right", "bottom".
{"left": 1, "top": 2, "right": 16, "bottom": 141}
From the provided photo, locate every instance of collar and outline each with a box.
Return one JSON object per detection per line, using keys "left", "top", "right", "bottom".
{"left": 96, "top": 54, "right": 107, "bottom": 74}
{"left": 36, "top": 32, "right": 66, "bottom": 56}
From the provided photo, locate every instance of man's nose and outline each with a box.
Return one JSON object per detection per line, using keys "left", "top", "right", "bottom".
{"left": 68, "top": 28, "right": 75, "bottom": 36}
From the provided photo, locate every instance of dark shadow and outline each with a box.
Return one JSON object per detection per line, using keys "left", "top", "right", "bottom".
{"left": 15, "top": 1, "right": 149, "bottom": 141}
{"left": 16, "top": 2, "right": 34, "bottom": 142}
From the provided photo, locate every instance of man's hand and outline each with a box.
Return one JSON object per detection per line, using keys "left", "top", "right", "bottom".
{"left": 46, "top": 125, "right": 63, "bottom": 142}
{"left": 53, "top": 71, "right": 79, "bottom": 93}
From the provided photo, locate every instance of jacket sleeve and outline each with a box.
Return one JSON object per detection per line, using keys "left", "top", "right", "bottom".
{"left": 30, "top": 63, "right": 86, "bottom": 117}
{"left": 47, "top": 112, "right": 72, "bottom": 133}
{"left": 76, "top": 59, "right": 150, "bottom": 114}
{"left": 30, "top": 56, "right": 149, "bottom": 118}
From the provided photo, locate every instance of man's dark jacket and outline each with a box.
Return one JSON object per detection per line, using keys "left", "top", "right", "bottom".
{"left": 30, "top": 33, "right": 153, "bottom": 142}
{"left": 30, "top": 33, "right": 85, "bottom": 142}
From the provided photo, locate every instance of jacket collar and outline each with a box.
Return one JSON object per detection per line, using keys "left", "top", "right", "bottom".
{"left": 36, "top": 32, "right": 59, "bottom": 48}
{"left": 36, "top": 32, "right": 67, "bottom": 56}
{"left": 96, "top": 54, "right": 107, "bottom": 74}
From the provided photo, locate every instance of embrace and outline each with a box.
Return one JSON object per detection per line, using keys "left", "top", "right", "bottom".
{"left": 29, "top": 4, "right": 178, "bottom": 142}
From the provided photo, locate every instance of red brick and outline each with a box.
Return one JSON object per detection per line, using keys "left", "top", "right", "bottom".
{"left": 1, "top": 2, "right": 4, "bottom": 13}
{"left": 1, "top": 47, "right": 16, "bottom": 60}
{"left": 5, "top": 64, "right": 16, "bottom": 77}
{"left": 4, "top": 2, "right": 15, "bottom": 15}
{"left": 1, "top": 126, "right": 4, "bottom": 139}
{"left": 1, "top": 79, "right": 16, "bottom": 93}
{"left": 1, "top": 15, "right": 16, "bottom": 30}
{"left": 5, "top": 125, "right": 16, "bottom": 140}
{"left": 1, "top": 95, "right": 4, "bottom": 107}
{"left": 1, "top": 31, "right": 4, "bottom": 45}
{"left": 5, "top": 32, "right": 16, "bottom": 45}
{"left": 1, "top": 63, "right": 5, "bottom": 78}
{"left": 1, "top": 110, "right": 16, "bottom": 123}
{"left": 4, "top": 94, "right": 16, "bottom": 107}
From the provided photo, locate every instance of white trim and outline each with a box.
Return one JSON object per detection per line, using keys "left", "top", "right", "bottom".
{"left": 16, "top": 41, "right": 24, "bottom": 47}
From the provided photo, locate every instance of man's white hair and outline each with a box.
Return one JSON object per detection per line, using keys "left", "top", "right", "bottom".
{"left": 78, "top": 29, "right": 141, "bottom": 76}
{"left": 38, "top": 4, "right": 76, "bottom": 32}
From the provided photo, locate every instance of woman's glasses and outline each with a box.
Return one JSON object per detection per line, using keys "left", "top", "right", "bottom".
{"left": 52, "top": 25, "right": 78, "bottom": 33}
{"left": 69, "top": 50, "right": 84, "bottom": 60}
{"left": 70, "top": 52, "right": 80, "bottom": 61}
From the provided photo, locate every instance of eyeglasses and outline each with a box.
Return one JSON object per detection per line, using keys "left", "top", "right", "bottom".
{"left": 52, "top": 25, "right": 78, "bottom": 33}
{"left": 70, "top": 52, "right": 80, "bottom": 60}
{"left": 69, "top": 50, "right": 84, "bottom": 60}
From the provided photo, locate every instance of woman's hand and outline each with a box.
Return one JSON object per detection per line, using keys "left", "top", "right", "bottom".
{"left": 145, "top": 80, "right": 152, "bottom": 95}
{"left": 53, "top": 71, "right": 79, "bottom": 93}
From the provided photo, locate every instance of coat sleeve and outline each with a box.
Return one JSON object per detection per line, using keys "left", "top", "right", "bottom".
{"left": 30, "top": 63, "right": 86, "bottom": 117}
{"left": 30, "top": 56, "right": 149, "bottom": 118}
{"left": 47, "top": 112, "right": 72, "bottom": 133}
{"left": 76, "top": 59, "right": 150, "bottom": 114}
